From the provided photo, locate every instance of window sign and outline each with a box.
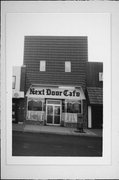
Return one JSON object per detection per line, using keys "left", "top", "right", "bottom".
{"left": 65, "top": 61, "right": 71, "bottom": 72}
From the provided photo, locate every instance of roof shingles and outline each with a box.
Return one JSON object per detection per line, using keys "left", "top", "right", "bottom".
{"left": 87, "top": 87, "right": 103, "bottom": 105}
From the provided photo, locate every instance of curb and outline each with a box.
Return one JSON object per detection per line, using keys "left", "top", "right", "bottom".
{"left": 13, "top": 128, "right": 100, "bottom": 138}
{"left": 12, "top": 125, "right": 102, "bottom": 138}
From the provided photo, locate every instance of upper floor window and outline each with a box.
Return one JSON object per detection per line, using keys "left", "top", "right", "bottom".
{"left": 65, "top": 61, "right": 71, "bottom": 72}
{"left": 99, "top": 72, "right": 103, "bottom": 81}
{"left": 12, "top": 76, "right": 16, "bottom": 89}
{"left": 40, "top": 61, "right": 46, "bottom": 71}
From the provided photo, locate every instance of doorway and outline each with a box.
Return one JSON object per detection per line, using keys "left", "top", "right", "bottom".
{"left": 92, "top": 105, "right": 103, "bottom": 129}
{"left": 46, "top": 100, "right": 61, "bottom": 125}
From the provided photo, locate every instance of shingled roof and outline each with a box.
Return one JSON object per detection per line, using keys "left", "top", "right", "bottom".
{"left": 87, "top": 87, "right": 103, "bottom": 105}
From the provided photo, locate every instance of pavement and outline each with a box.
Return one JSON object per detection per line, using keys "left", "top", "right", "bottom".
{"left": 12, "top": 123, "right": 102, "bottom": 137}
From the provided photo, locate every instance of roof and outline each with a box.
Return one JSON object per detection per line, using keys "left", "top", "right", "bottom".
{"left": 87, "top": 87, "right": 103, "bottom": 105}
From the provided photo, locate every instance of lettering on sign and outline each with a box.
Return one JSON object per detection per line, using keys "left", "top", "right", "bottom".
{"left": 29, "top": 88, "right": 80, "bottom": 97}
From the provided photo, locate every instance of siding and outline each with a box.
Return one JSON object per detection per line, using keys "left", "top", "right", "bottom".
{"left": 86, "top": 62, "right": 103, "bottom": 105}
{"left": 20, "top": 66, "right": 26, "bottom": 92}
{"left": 23, "top": 36, "right": 88, "bottom": 92}
{"left": 86, "top": 62, "right": 103, "bottom": 87}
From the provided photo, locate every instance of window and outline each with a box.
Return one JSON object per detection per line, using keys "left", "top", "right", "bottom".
{"left": 99, "top": 72, "right": 103, "bottom": 81}
{"left": 28, "top": 99, "right": 44, "bottom": 111}
{"left": 66, "top": 101, "right": 82, "bottom": 113}
{"left": 12, "top": 76, "right": 16, "bottom": 89}
{"left": 47, "top": 100, "right": 61, "bottom": 105}
{"left": 65, "top": 61, "right": 71, "bottom": 72}
{"left": 40, "top": 61, "right": 46, "bottom": 71}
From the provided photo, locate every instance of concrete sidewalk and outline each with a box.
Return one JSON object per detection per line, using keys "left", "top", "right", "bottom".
{"left": 12, "top": 123, "right": 102, "bottom": 137}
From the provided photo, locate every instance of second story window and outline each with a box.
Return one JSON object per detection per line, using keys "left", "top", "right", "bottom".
{"left": 99, "top": 72, "right": 103, "bottom": 81}
{"left": 65, "top": 61, "right": 71, "bottom": 72}
{"left": 40, "top": 61, "right": 46, "bottom": 71}
{"left": 12, "top": 76, "right": 16, "bottom": 89}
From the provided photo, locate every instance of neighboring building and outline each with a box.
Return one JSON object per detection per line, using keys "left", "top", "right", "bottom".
{"left": 23, "top": 36, "right": 88, "bottom": 127}
{"left": 86, "top": 62, "right": 103, "bottom": 128}
{"left": 12, "top": 66, "right": 26, "bottom": 123}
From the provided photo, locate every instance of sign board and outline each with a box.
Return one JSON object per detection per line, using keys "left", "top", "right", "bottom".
{"left": 12, "top": 91, "right": 24, "bottom": 98}
{"left": 26, "top": 86, "right": 85, "bottom": 100}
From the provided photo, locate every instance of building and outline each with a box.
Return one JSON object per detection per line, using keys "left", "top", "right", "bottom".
{"left": 86, "top": 62, "right": 103, "bottom": 128}
{"left": 23, "top": 36, "right": 88, "bottom": 127}
{"left": 12, "top": 36, "right": 103, "bottom": 129}
{"left": 12, "top": 66, "right": 26, "bottom": 123}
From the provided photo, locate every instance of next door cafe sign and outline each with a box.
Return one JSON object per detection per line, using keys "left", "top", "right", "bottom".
{"left": 27, "top": 87, "right": 84, "bottom": 100}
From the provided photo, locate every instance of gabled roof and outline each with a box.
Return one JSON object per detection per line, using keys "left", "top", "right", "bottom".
{"left": 87, "top": 87, "right": 103, "bottom": 105}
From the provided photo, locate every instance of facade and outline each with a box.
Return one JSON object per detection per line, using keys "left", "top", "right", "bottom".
{"left": 86, "top": 62, "right": 103, "bottom": 128}
{"left": 12, "top": 36, "right": 103, "bottom": 129}
{"left": 23, "top": 36, "right": 88, "bottom": 127}
{"left": 12, "top": 66, "right": 26, "bottom": 123}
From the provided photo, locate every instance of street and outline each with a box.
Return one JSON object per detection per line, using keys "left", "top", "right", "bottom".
{"left": 12, "top": 131, "right": 102, "bottom": 156}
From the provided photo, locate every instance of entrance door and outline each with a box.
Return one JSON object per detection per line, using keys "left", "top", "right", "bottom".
{"left": 46, "top": 100, "right": 61, "bottom": 125}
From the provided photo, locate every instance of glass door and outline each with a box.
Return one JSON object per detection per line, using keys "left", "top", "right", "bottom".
{"left": 54, "top": 106, "right": 61, "bottom": 124}
{"left": 47, "top": 105, "right": 53, "bottom": 124}
{"left": 46, "top": 100, "right": 61, "bottom": 125}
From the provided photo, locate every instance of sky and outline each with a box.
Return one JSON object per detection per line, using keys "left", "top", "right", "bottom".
{"left": 6, "top": 13, "right": 110, "bottom": 66}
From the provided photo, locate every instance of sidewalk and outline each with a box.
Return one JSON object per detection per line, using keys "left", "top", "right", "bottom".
{"left": 12, "top": 123, "right": 102, "bottom": 137}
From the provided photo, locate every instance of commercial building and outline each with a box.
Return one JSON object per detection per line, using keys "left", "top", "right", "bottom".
{"left": 86, "top": 62, "right": 103, "bottom": 128}
{"left": 12, "top": 66, "right": 26, "bottom": 123}
{"left": 12, "top": 36, "right": 103, "bottom": 128}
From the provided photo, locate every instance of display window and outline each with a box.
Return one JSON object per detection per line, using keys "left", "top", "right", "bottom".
{"left": 28, "top": 98, "right": 45, "bottom": 111}
{"left": 65, "top": 100, "right": 82, "bottom": 114}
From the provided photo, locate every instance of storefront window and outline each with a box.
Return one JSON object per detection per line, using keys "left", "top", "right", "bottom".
{"left": 28, "top": 99, "right": 44, "bottom": 111}
{"left": 66, "top": 101, "right": 82, "bottom": 113}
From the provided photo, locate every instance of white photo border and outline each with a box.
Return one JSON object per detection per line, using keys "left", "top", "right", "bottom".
{"left": 2, "top": 1, "right": 118, "bottom": 179}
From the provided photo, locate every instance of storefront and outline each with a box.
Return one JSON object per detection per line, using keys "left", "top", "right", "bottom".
{"left": 26, "top": 85, "right": 85, "bottom": 127}
{"left": 12, "top": 91, "right": 25, "bottom": 123}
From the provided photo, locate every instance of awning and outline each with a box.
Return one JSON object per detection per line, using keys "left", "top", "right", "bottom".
{"left": 87, "top": 87, "right": 103, "bottom": 105}
{"left": 26, "top": 84, "right": 86, "bottom": 100}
